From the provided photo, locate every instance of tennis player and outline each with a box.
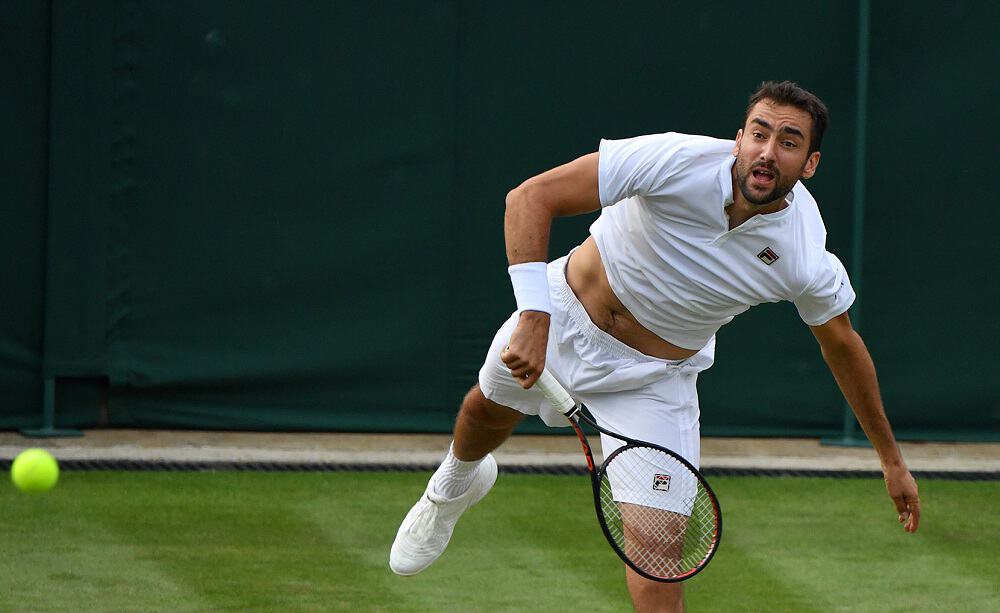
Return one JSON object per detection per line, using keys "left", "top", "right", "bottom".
{"left": 390, "top": 81, "right": 921, "bottom": 611}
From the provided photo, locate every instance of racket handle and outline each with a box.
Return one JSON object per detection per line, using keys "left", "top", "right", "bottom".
{"left": 535, "top": 370, "right": 577, "bottom": 416}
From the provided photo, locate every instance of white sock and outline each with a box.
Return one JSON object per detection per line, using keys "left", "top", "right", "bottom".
{"left": 431, "top": 444, "right": 483, "bottom": 499}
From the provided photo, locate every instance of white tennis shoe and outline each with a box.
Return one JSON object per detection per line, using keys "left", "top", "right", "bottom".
{"left": 389, "top": 453, "right": 498, "bottom": 576}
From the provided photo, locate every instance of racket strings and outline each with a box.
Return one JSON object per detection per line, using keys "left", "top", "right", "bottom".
{"left": 598, "top": 445, "right": 718, "bottom": 579}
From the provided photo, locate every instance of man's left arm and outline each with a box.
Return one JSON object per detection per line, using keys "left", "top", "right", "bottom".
{"left": 810, "top": 311, "right": 921, "bottom": 533}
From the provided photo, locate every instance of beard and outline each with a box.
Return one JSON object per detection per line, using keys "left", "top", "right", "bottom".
{"left": 734, "top": 156, "right": 801, "bottom": 206}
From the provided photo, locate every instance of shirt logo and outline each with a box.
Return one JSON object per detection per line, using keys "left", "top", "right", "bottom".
{"left": 652, "top": 473, "right": 671, "bottom": 492}
{"left": 757, "top": 246, "right": 780, "bottom": 265}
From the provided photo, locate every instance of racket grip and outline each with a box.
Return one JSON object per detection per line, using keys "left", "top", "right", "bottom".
{"left": 535, "top": 370, "right": 577, "bottom": 416}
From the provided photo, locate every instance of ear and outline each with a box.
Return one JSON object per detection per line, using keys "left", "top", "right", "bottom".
{"left": 801, "top": 151, "right": 821, "bottom": 179}
{"left": 732, "top": 129, "right": 743, "bottom": 156}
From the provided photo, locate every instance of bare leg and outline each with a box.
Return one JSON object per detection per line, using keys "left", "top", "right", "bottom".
{"left": 451, "top": 384, "right": 524, "bottom": 461}
{"left": 620, "top": 503, "right": 687, "bottom": 612}
{"left": 626, "top": 567, "right": 684, "bottom": 613}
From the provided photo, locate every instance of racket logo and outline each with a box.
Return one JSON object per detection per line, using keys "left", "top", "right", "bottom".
{"left": 652, "top": 473, "right": 672, "bottom": 492}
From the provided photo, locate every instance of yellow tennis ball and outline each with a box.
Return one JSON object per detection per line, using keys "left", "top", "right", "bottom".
{"left": 11, "top": 448, "right": 60, "bottom": 493}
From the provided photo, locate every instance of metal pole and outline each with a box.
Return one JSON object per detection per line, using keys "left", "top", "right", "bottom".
{"left": 21, "top": 4, "right": 82, "bottom": 438}
{"left": 823, "top": 0, "right": 871, "bottom": 447}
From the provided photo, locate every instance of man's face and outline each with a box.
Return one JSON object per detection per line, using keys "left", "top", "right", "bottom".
{"left": 732, "top": 100, "right": 821, "bottom": 206}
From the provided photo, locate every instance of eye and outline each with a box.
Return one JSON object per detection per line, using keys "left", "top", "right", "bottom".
{"left": 753, "top": 131, "right": 766, "bottom": 140}
{"left": 782, "top": 140, "right": 798, "bottom": 148}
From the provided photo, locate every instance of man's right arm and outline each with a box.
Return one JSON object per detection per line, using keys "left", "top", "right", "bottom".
{"left": 504, "top": 152, "right": 603, "bottom": 264}
{"left": 501, "top": 152, "right": 602, "bottom": 389}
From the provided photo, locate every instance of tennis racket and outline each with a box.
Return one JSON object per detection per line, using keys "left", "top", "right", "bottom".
{"left": 535, "top": 369, "right": 722, "bottom": 582}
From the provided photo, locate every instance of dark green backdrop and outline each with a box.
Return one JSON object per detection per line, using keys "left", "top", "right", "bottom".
{"left": 3, "top": 1, "right": 998, "bottom": 438}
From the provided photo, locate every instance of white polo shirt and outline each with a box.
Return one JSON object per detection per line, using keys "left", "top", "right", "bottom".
{"left": 592, "top": 131, "right": 855, "bottom": 350}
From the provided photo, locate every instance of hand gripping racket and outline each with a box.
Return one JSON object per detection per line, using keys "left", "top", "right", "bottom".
{"left": 535, "top": 369, "right": 722, "bottom": 582}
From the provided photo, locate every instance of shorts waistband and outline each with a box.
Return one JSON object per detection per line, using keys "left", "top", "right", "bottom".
{"left": 548, "top": 251, "right": 684, "bottom": 365}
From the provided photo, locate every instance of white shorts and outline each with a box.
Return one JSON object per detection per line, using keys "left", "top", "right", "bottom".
{"left": 478, "top": 252, "right": 716, "bottom": 490}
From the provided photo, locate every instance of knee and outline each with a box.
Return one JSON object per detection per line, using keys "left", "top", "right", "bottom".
{"left": 459, "top": 385, "right": 525, "bottom": 430}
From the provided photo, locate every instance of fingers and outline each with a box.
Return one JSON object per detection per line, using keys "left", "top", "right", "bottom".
{"left": 903, "top": 497, "right": 920, "bottom": 533}
{"left": 887, "top": 470, "right": 921, "bottom": 534}
{"left": 503, "top": 315, "right": 550, "bottom": 390}
{"left": 501, "top": 346, "right": 541, "bottom": 390}
{"left": 893, "top": 494, "right": 910, "bottom": 526}
{"left": 519, "top": 372, "right": 540, "bottom": 390}
{"left": 897, "top": 506, "right": 919, "bottom": 532}
{"left": 892, "top": 494, "right": 908, "bottom": 516}
{"left": 499, "top": 345, "right": 519, "bottom": 368}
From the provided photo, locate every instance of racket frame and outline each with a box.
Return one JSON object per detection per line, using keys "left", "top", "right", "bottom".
{"left": 536, "top": 370, "right": 722, "bottom": 583}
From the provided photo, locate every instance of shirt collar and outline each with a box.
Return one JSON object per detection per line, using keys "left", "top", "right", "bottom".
{"left": 718, "top": 155, "right": 736, "bottom": 206}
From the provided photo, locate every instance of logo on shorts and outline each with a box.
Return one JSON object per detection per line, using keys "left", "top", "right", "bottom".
{"left": 757, "top": 246, "right": 780, "bottom": 265}
{"left": 652, "top": 473, "right": 672, "bottom": 492}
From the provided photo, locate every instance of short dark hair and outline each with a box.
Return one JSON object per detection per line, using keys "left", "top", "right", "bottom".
{"left": 745, "top": 81, "right": 828, "bottom": 154}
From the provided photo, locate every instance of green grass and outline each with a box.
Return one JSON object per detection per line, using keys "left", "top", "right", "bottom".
{"left": 1, "top": 472, "right": 997, "bottom": 612}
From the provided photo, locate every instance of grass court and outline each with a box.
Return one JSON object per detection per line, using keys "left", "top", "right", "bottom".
{"left": 2, "top": 471, "right": 997, "bottom": 612}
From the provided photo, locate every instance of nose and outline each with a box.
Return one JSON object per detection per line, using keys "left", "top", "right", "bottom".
{"left": 758, "top": 139, "right": 777, "bottom": 162}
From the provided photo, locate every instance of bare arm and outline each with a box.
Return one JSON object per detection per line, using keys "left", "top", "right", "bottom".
{"left": 502, "top": 153, "right": 602, "bottom": 389}
{"left": 810, "top": 311, "right": 920, "bottom": 532}
{"left": 504, "top": 152, "right": 602, "bottom": 264}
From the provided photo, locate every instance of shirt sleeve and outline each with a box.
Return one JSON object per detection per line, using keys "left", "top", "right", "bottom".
{"left": 598, "top": 132, "right": 689, "bottom": 207}
{"left": 793, "top": 251, "right": 857, "bottom": 326}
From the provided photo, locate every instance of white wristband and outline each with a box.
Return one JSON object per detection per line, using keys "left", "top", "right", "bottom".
{"left": 508, "top": 262, "right": 551, "bottom": 314}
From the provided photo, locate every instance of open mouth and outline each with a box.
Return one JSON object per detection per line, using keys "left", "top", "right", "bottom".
{"left": 750, "top": 167, "right": 776, "bottom": 186}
